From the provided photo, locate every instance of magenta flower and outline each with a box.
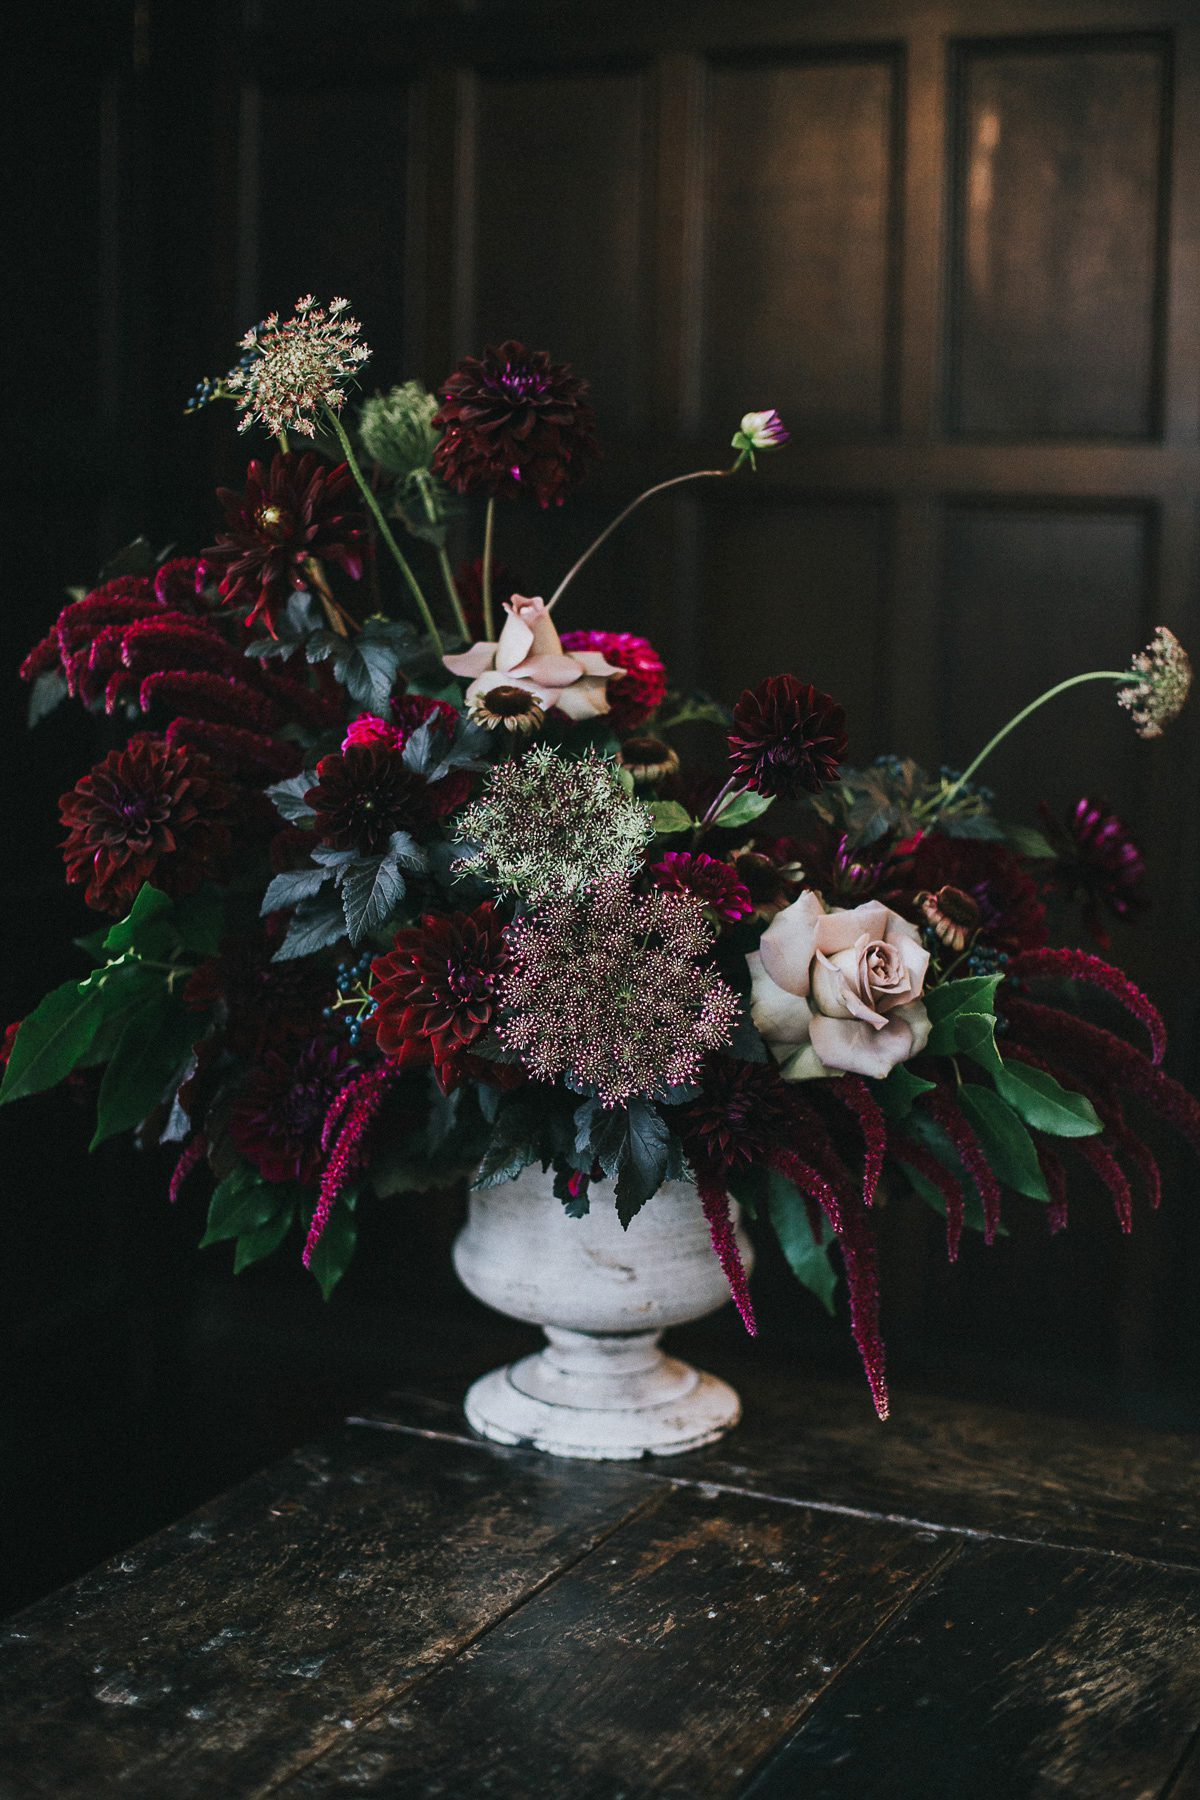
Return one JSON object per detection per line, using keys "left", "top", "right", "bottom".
{"left": 649, "top": 852, "right": 753, "bottom": 924}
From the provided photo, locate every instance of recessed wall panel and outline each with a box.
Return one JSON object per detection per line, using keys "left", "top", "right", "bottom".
{"left": 697, "top": 499, "right": 890, "bottom": 762}
{"left": 949, "top": 41, "right": 1167, "bottom": 438}
{"left": 942, "top": 507, "right": 1149, "bottom": 821}
{"left": 705, "top": 56, "right": 897, "bottom": 438}
{"left": 473, "top": 71, "right": 648, "bottom": 430}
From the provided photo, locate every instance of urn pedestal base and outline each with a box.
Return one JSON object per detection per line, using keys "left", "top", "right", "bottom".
{"left": 463, "top": 1325, "right": 742, "bottom": 1460}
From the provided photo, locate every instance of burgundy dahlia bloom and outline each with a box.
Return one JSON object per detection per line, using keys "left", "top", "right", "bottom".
{"left": 205, "top": 451, "right": 366, "bottom": 634}
{"left": 682, "top": 1056, "right": 791, "bottom": 1172}
{"left": 433, "top": 341, "right": 600, "bottom": 507}
{"left": 60, "top": 738, "right": 233, "bottom": 915}
{"left": 728, "top": 676, "right": 848, "bottom": 799}
{"left": 371, "top": 903, "right": 511, "bottom": 1082}
{"left": 1037, "top": 796, "right": 1148, "bottom": 949}
{"left": 558, "top": 631, "right": 666, "bottom": 732}
{"left": 648, "top": 852, "right": 753, "bottom": 924}
{"left": 305, "top": 744, "right": 433, "bottom": 855}
{"left": 230, "top": 1038, "right": 354, "bottom": 1187}
{"left": 896, "top": 834, "right": 1047, "bottom": 957}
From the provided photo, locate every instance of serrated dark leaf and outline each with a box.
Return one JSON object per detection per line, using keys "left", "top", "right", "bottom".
{"left": 272, "top": 890, "right": 347, "bottom": 960}
{"left": 265, "top": 771, "right": 319, "bottom": 822}
{"left": 340, "top": 855, "right": 406, "bottom": 943}
{"left": 261, "top": 866, "right": 332, "bottom": 913}
{"left": 386, "top": 829, "right": 428, "bottom": 871}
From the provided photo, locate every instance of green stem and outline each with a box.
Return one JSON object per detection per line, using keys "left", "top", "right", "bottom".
{"left": 482, "top": 498, "right": 497, "bottom": 642}
{"left": 934, "top": 671, "right": 1131, "bottom": 817}
{"left": 278, "top": 428, "right": 290, "bottom": 454}
{"left": 324, "top": 406, "right": 443, "bottom": 652}
{"left": 546, "top": 468, "right": 732, "bottom": 614}
{"left": 413, "top": 469, "right": 472, "bottom": 640}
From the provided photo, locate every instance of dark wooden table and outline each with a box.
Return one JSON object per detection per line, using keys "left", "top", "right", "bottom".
{"left": 5, "top": 1344, "right": 1200, "bottom": 1799}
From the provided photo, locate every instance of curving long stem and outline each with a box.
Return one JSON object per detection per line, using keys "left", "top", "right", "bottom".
{"left": 933, "top": 670, "right": 1131, "bottom": 817}
{"left": 324, "top": 407, "right": 443, "bottom": 651}
{"left": 546, "top": 468, "right": 731, "bottom": 613}
{"left": 482, "top": 498, "right": 497, "bottom": 641}
{"left": 414, "top": 469, "right": 471, "bottom": 640}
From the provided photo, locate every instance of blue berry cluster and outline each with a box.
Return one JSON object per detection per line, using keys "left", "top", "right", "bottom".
{"left": 322, "top": 955, "right": 378, "bottom": 1047}
{"left": 937, "top": 765, "right": 995, "bottom": 806}
{"left": 965, "top": 943, "right": 1008, "bottom": 978}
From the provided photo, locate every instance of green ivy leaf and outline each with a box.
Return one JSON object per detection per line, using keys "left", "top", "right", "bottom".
{"left": 872, "top": 1063, "right": 936, "bottom": 1122}
{"left": 91, "top": 988, "right": 199, "bottom": 1147}
{"left": 306, "top": 1186, "right": 359, "bottom": 1300}
{"left": 993, "top": 1060, "right": 1102, "bottom": 1138}
{"left": 103, "top": 884, "right": 177, "bottom": 961}
{"left": 955, "top": 1083, "right": 1050, "bottom": 1201}
{"left": 201, "top": 1167, "right": 285, "bottom": 1247}
{"left": 233, "top": 1207, "right": 295, "bottom": 1273}
{"left": 647, "top": 801, "right": 694, "bottom": 836}
{"left": 0, "top": 980, "right": 106, "bottom": 1104}
{"left": 715, "top": 790, "right": 775, "bottom": 829}
{"left": 766, "top": 1171, "right": 838, "bottom": 1315}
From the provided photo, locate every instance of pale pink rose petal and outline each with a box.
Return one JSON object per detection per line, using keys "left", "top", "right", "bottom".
{"left": 494, "top": 609, "right": 536, "bottom": 673}
{"left": 813, "top": 948, "right": 888, "bottom": 1028}
{"left": 758, "top": 888, "right": 825, "bottom": 998}
{"left": 507, "top": 594, "right": 566, "bottom": 662}
{"left": 812, "top": 900, "right": 892, "bottom": 959}
{"left": 443, "top": 642, "right": 498, "bottom": 678}
{"left": 747, "top": 951, "right": 814, "bottom": 1044}
{"left": 893, "top": 998, "right": 931, "bottom": 1056}
{"left": 809, "top": 1011, "right": 916, "bottom": 1078}
{"left": 568, "top": 650, "right": 626, "bottom": 679}
{"left": 551, "top": 677, "right": 613, "bottom": 720}
{"left": 511, "top": 653, "right": 584, "bottom": 688}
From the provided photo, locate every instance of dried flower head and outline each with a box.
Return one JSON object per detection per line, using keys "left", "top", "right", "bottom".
{"left": 225, "top": 296, "right": 370, "bottom": 439}
{"left": 498, "top": 875, "right": 738, "bottom": 1105}
{"left": 456, "top": 746, "right": 653, "bottom": 899}
{"left": 916, "top": 885, "right": 982, "bottom": 952}
{"left": 1117, "top": 626, "right": 1193, "bottom": 738}
{"left": 618, "top": 735, "right": 679, "bottom": 784}
{"left": 358, "top": 381, "right": 440, "bottom": 477}
{"left": 468, "top": 684, "right": 545, "bottom": 735}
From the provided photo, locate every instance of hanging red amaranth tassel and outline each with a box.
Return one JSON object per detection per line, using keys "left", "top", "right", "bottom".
{"left": 694, "top": 1168, "right": 757, "bottom": 1336}
{"left": 1034, "top": 1139, "right": 1069, "bottom": 1233}
{"left": 1077, "top": 1136, "right": 1134, "bottom": 1232}
{"left": 1008, "top": 947, "right": 1166, "bottom": 1065}
{"left": 929, "top": 1087, "right": 1003, "bottom": 1245}
{"left": 893, "top": 1133, "right": 967, "bottom": 1260}
{"left": 832, "top": 1074, "right": 888, "bottom": 1206}
{"left": 305, "top": 1066, "right": 397, "bottom": 1266}
{"left": 169, "top": 1133, "right": 208, "bottom": 1205}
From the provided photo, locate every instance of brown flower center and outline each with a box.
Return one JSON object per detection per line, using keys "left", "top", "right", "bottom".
{"left": 485, "top": 686, "right": 539, "bottom": 718}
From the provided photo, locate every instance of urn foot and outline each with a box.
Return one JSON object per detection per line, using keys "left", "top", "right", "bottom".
{"left": 464, "top": 1325, "right": 741, "bottom": 1460}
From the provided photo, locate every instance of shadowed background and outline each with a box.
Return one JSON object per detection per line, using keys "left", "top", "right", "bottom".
{"left": 4, "top": 0, "right": 1200, "bottom": 1613}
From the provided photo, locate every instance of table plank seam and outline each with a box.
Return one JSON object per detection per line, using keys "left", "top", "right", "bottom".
{"left": 1163, "top": 1717, "right": 1200, "bottom": 1799}
{"left": 733, "top": 1540, "right": 968, "bottom": 1799}
{"left": 245, "top": 1486, "right": 669, "bottom": 1800}
{"left": 346, "top": 1415, "right": 1200, "bottom": 1577}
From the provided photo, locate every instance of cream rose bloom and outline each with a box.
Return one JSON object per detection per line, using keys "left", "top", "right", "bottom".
{"left": 443, "top": 594, "right": 623, "bottom": 720}
{"left": 748, "top": 889, "right": 931, "bottom": 1080}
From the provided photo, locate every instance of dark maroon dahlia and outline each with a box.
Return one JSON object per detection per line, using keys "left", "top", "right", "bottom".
{"left": 433, "top": 341, "right": 600, "bottom": 507}
{"left": 305, "top": 744, "right": 431, "bottom": 855}
{"left": 648, "top": 852, "right": 753, "bottom": 925}
{"left": 558, "top": 631, "right": 666, "bottom": 732}
{"left": 205, "top": 451, "right": 366, "bottom": 634}
{"left": 371, "top": 904, "right": 511, "bottom": 1075}
{"left": 390, "top": 692, "right": 460, "bottom": 743}
{"left": 1037, "top": 796, "right": 1148, "bottom": 950}
{"left": 230, "top": 1038, "right": 354, "bottom": 1187}
{"left": 681, "top": 1056, "right": 791, "bottom": 1172}
{"left": 893, "top": 834, "right": 1047, "bottom": 957}
{"left": 60, "top": 737, "right": 233, "bottom": 915}
{"left": 728, "top": 676, "right": 848, "bottom": 799}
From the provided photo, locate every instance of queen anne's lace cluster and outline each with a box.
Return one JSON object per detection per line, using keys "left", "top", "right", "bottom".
{"left": 226, "top": 296, "right": 370, "bottom": 439}
{"left": 1118, "top": 626, "right": 1193, "bottom": 738}
{"left": 497, "top": 875, "right": 738, "bottom": 1105}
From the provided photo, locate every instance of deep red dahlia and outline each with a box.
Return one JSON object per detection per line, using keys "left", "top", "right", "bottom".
{"left": 433, "top": 341, "right": 599, "bottom": 507}
{"left": 648, "top": 852, "right": 753, "bottom": 924}
{"left": 1037, "top": 796, "right": 1148, "bottom": 949}
{"left": 558, "top": 631, "right": 666, "bottom": 732}
{"left": 682, "top": 1056, "right": 791, "bottom": 1172}
{"left": 371, "top": 904, "right": 511, "bottom": 1075}
{"left": 205, "top": 451, "right": 366, "bottom": 633}
{"left": 229, "top": 1038, "right": 354, "bottom": 1187}
{"left": 728, "top": 676, "right": 848, "bottom": 799}
{"left": 894, "top": 834, "right": 1047, "bottom": 956}
{"left": 390, "top": 692, "right": 460, "bottom": 742}
{"left": 305, "top": 744, "right": 431, "bottom": 855}
{"left": 60, "top": 737, "right": 233, "bottom": 915}
{"left": 185, "top": 925, "right": 331, "bottom": 1057}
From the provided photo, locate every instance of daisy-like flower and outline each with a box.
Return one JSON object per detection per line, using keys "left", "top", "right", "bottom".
{"left": 445, "top": 594, "right": 624, "bottom": 722}
{"left": 497, "top": 874, "right": 739, "bottom": 1105}
{"left": 648, "top": 852, "right": 753, "bottom": 924}
{"left": 433, "top": 340, "right": 599, "bottom": 507}
{"left": 205, "top": 451, "right": 365, "bottom": 633}
{"left": 225, "top": 296, "right": 370, "bottom": 440}
{"left": 728, "top": 675, "right": 848, "bottom": 798}
{"left": 456, "top": 746, "right": 653, "bottom": 900}
{"left": 468, "top": 684, "right": 545, "bottom": 735}
{"left": 731, "top": 409, "right": 789, "bottom": 470}
{"left": 1117, "top": 626, "right": 1193, "bottom": 738}
{"left": 915, "top": 884, "right": 982, "bottom": 953}
{"left": 617, "top": 735, "right": 679, "bottom": 785}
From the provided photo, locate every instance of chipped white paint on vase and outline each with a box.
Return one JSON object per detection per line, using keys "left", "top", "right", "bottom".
{"left": 452, "top": 1163, "right": 753, "bottom": 1460}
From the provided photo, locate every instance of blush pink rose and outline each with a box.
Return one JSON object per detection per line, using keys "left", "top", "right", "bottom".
{"left": 747, "top": 889, "right": 931, "bottom": 1080}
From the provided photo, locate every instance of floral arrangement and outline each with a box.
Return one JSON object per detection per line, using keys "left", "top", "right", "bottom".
{"left": 5, "top": 299, "right": 1197, "bottom": 1421}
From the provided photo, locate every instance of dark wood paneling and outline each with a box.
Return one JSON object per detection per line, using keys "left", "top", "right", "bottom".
{"left": 705, "top": 53, "right": 899, "bottom": 438}
{"left": 948, "top": 38, "right": 1169, "bottom": 440}
{"left": 941, "top": 505, "right": 1150, "bottom": 817}
{"left": 696, "top": 496, "right": 891, "bottom": 759}
{"left": 744, "top": 1537, "right": 1200, "bottom": 1799}
{"left": 472, "top": 68, "right": 650, "bottom": 429}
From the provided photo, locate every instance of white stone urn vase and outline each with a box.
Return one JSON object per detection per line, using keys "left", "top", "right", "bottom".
{"left": 452, "top": 1163, "right": 754, "bottom": 1460}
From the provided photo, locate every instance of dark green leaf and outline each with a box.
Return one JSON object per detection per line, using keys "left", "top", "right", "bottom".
{"left": 91, "top": 987, "right": 199, "bottom": 1147}
{"left": 647, "top": 800, "right": 693, "bottom": 835}
{"left": 872, "top": 1062, "right": 937, "bottom": 1122}
{"left": 264, "top": 771, "right": 319, "bottom": 823}
{"left": 956, "top": 1083, "right": 1050, "bottom": 1201}
{"left": 896, "top": 1157, "right": 1007, "bottom": 1236}
{"left": 200, "top": 1165, "right": 284, "bottom": 1247}
{"left": 582, "top": 1098, "right": 672, "bottom": 1227}
{"left": 942, "top": 813, "right": 1006, "bottom": 841}
{"left": 273, "top": 891, "right": 347, "bottom": 961}
{"left": 103, "top": 884, "right": 176, "bottom": 960}
{"left": 993, "top": 1060, "right": 1103, "bottom": 1138}
{"left": 766, "top": 1171, "right": 838, "bottom": 1315}
{"left": 715, "top": 789, "right": 774, "bottom": 829}
{"left": 170, "top": 885, "right": 224, "bottom": 956}
{"left": 233, "top": 1207, "right": 295, "bottom": 1273}
{"left": 951, "top": 1010, "right": 1004, "bottom": 1077}
{"left": 474, "top": 1099, "right": 543, "bottom": 1188}
{"left": 1004, "top": 824, "right": 1055, "bottom": 860}
{"left": 99, "top": 536, "right": 157, "bottom": 581}
{"left": 307, "top": 1187, "right": 359, "bottom": 1300}
{"left": 924, "top": 975, "right": 1003, "bottom": 1029}
{"left": 0, "top": 980, "right": 106, "bottom": 1103}
{"left": 262, "top": 866, "right": 331, "bottom": 913}
{"left": 341, "top": 855, "right": 407, "bottom": 943}
{"left": 727, "top": 999, "right": 769, "bottom": 1062}
{"left": 74, "top": 967, "right": 165, "bottom": 1068}
{"left": 74, "top": 927, "right": 112, "bottom": 962}
{"left": 28, "top": 670, "right": 68, "bottom": 728}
